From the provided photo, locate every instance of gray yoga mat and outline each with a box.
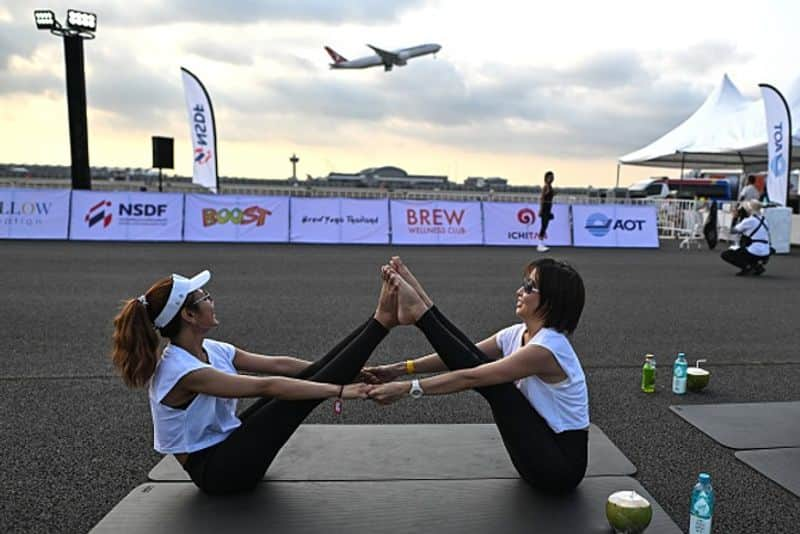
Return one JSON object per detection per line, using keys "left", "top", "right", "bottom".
{"left": 670, "top": 401, "right": 800, "bottom": 449}
{"left": 91, "top": 477, "right": 680, "bottom": 534}
{"left": 735, "top": 448, "right": 800, "bottom": 498}
{"left": 148, "top": 423, "right": 636, "bottom": 481}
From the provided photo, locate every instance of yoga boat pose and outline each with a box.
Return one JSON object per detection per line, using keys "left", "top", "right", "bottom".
{"left": 367, "top": 257, "right": 589, "bottom": 493}
{"left": 111, "top": 269, "right": 396, "bottom": 494}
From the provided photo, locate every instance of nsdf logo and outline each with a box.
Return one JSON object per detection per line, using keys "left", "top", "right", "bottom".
{"left": 85, "top": 200, "right": 169, "bottom": 229}
{"left": 85, "top": 200, "right": 113, "bottom": 228}
{"left": 585, "top": 212, "right": 646, "bottom": 237}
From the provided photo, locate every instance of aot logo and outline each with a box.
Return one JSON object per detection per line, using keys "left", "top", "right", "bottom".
{"left": 770, "top": 123, "right": 786, "bottom": 178}
{"left": 585, "top": 213, "right": 612, "bottom": 237}
{"left": 517, "top": 208, "right": 536, "bottom": 225}
{"left": 203, "top": 206, "right": 271, "bottom": 227}
{"left": 85, "top": 200, "right": 113, "bottom": 228}
{"left": 585, "top": 212, "right": 646, "bottom": 237}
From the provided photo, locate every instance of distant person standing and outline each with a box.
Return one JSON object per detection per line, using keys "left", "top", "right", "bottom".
{"left": 729, "top": 175, "right": 760, "bottom": 247}
{"left": 537, "top": 171, "right": 555, "bottom": 252}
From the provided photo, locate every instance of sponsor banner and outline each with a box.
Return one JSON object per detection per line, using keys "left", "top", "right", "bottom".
{"left": 572, "top": 204, "right": 658, "bottom": 248}
{"left": 70, "top": 191, "right": 183, "bottom": 241}
{"left": 184, "top": 194, "right": 289, "bottom": 242}
{"left": 759, "top": 84, "right": 792, "bottom": 206}
{"left": 290, "top": 197, "right": 389, "bottom": 244}
{"left": 181, "top": 67, "right": 218, "bottom": 193}
{"left": 0, "top": 188, "right": 70, "bottom": 239}
{"left": 390, "top": 200, "right": 482, "bottom": 245}
{"left": 483, "top": 202, "right": 571, "bottom": 246}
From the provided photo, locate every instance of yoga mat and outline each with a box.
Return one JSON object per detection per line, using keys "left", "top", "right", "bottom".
{"left": 670, "top": 402, "right": 800, "bottom": 449}
{"left": 92, "top": 477, "right": 680, "bottom": 534}
{"left": 149, "top": 424, "right": 636, "bottom": 481}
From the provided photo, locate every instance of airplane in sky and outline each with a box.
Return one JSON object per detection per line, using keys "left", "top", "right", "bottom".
{"left": 324, "top": 43, "right": 442, "bottom": 72}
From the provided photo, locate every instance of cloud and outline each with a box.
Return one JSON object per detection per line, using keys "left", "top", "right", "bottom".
{"left": 664, "top": 41, "right": 752, "bottom": 75}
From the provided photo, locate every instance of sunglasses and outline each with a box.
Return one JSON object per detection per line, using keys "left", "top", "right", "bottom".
{"left": 522, "top": 279, "right": 540, "bottom": 294}
{"left": 188, "top": 290, "right": 213, "bottom": 307}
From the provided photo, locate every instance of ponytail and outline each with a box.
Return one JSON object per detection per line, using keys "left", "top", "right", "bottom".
{"left": 111, "top": 276, "right": 173, "bottom": 388}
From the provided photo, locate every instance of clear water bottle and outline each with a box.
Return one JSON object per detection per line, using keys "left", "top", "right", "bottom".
{"left": 689, "top": 472, "right": 714, "bottom": 533}
{"left": 672, "top": 352, "right": 688, "bottom": 394}
{"left": 641, "top": 354, "right": 656, "bottom": 393}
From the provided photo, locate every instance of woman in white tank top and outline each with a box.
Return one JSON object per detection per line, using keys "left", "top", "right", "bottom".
{"left": 366, "top": 257, "right": 589, "bottom": 493}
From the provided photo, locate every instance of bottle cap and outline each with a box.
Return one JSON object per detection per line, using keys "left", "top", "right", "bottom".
{"left": 698, "top": 473, "right": 711, "bottom": 483}
{"left": 645, "top": 353, "right": 654, "bottom": 359}
{"left": 678, "top": 352, "right": 686, "bottom": 358}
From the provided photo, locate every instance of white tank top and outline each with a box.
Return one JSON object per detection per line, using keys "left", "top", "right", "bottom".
{"left": 148, "top": 339, "right": 242, "bottom": 454}
{"left": 495, "top": 324, "right": 589, "bottom": 433}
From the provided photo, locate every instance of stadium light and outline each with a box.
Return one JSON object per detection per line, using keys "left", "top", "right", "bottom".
{"left": 34, "top": 10, "right": 56, "bottom": 30}
{"left": 66, "top": 9, "right": 97, "bottom": 32}
{"left": 33, "top": 9, "right": 98, "bottom": 190}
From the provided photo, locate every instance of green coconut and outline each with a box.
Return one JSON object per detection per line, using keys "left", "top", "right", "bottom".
{"left": 606, "top": 490, "right": 653, "bottom": 534}
{"left": 686, "top": 360, "right": 711, "bottom": 392}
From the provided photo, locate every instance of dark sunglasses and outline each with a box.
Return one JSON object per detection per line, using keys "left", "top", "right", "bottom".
{"left": 522, "top": 279, "right": 540, "bottom": 294}
{"left": 188, "top": 290, "right": 213, "bottom": 307}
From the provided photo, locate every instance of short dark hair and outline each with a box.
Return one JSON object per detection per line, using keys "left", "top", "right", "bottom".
{"left": 544, "top": 171, "right": 554, "bottom": 179}
{"left": 747, "top": 175, "right": 756, "bottom": 184}
{"left": 524, "top": 258, "right": 584, "bottom": 334}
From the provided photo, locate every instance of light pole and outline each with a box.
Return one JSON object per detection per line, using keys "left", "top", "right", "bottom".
{"left": 290, "top": 153, "right": 299, "bottom": 180}
{"left": 34, "top": 9, "right": 97, "bottom": 190}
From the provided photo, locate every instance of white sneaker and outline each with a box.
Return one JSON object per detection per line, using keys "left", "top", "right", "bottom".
{"left": 537, "top": 244, "right": 550, "bottom": 252}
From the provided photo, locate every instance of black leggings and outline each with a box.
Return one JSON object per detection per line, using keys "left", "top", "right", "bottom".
{"left": 418, "top": 306, "right": 588, "bottom": 493}
{"left": 183, "top": 317, "right": 387, "bottom": 494}
{"left": 538, "top": 208, "right": 553, "bottom": 238}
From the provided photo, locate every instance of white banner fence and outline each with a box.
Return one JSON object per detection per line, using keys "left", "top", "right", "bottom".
{"left": 1, "top": 189, "right": 725, "bottom": 246}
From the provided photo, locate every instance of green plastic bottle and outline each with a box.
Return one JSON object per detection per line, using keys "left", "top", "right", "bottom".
{"left": 641, "top": 354, "right": 656, "bottom": 393}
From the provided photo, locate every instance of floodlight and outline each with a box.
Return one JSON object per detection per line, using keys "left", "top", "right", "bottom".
{"left": 34, "top": 10, "right": 56, "bottom": 30}
{"left": 66, "top": 9, "right": 97, "bottom": 31}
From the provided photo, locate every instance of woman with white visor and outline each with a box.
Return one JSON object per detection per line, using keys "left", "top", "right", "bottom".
{"left": 111, "top": 269, "right": 396, "bottom": 494}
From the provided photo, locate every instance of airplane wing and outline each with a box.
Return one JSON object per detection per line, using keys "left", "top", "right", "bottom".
{"left": 367, "top": 44, "right": 400, "bottom": 65}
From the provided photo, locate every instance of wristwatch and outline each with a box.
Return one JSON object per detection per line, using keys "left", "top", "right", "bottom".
{"left": 409, "top": 379, "right": 424, "bottom": 399}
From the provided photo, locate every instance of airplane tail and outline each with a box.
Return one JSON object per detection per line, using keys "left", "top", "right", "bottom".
{"left": 324, "top": 46, "right": 347, "bottom": 64}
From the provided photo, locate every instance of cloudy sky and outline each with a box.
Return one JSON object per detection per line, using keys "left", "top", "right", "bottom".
{"left": 1, "top": 0, "right": 798, "bottom": 187}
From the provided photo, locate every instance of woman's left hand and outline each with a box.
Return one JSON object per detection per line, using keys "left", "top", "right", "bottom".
{"left": 368, "top": 381, "right": 410, "bottom": 405}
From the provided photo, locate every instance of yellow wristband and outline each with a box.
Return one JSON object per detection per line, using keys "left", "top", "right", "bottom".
{"left": 405, "top": 359, "right": 416, "bottom": 375}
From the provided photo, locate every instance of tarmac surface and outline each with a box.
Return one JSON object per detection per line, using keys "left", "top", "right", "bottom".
{"left": 1, "top": 240, "right": 798, "bottom": 533}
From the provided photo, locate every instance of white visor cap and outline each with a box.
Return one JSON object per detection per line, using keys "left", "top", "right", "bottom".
{"left": 153, "top": 270, "right": 211, "bottom": 328}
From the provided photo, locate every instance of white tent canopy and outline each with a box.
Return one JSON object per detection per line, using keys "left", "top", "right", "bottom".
{"left": 620, "top": 73, "right": 800, "bottom": 171}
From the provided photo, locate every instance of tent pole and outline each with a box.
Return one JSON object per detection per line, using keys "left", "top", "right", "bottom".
{"left": 679, "top": 152, "right": 685, "bottom": 195}
{"left": 615, "top": 163, "right": 620, "bottom": 189}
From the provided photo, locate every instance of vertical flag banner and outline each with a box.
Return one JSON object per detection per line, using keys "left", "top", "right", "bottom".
{"left": 181, "top": 67, "right": 219, "bottom": 193}
{"left": 759, "top": 84, "right": 792, "bottom": 206}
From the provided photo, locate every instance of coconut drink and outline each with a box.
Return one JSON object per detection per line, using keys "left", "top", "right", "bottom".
{"left": 606, "top": 490, "right": 653, "bottom": 533}
{"left": 686, "top": 360, "right": 711, "bottom": 392}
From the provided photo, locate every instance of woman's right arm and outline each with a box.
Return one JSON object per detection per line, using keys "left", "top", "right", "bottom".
{"left": 178, "top": 368, "right": 369, "bottom": 400}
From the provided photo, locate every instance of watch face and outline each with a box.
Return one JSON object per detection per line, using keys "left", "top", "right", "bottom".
{"left": 411, "top": 388, "right": 423, "bottom": 399}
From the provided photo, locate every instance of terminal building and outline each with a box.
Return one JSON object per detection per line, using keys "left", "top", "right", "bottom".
{"left": 322, "top": 166, "right": 448, "bottom": 189}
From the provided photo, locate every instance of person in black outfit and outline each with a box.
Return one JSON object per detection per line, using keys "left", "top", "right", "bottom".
{"left": 366, "top": 257, "right": 589, "bottom": 494}
{"left": 537, "top": 171, "right": 555, "bottom": 252}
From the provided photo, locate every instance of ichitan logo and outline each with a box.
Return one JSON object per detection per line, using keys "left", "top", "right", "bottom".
{"left": 85, "top": 200, "right": 113, "bottom": 228}
{"left": 517, "top": 208, "right": 536, "bottom": 225}
{"left": 203, "top": 206, "right": 271, "bottom": 227}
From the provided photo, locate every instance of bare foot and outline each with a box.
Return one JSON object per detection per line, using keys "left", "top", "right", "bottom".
{"left": 391, "top": 271, "right": 430, "bottom": 325}
{"left": 389, "top": 256, "right": 433, "bottom": 307}
{"left": 374, "top": 272, "right": 398, "bottom": 329}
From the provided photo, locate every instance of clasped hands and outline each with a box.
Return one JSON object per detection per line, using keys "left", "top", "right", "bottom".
{"left": 352, "top": 364, "right": 413, "bottom": 405}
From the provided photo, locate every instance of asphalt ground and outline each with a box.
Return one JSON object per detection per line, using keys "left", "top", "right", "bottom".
{"left": 1, "top": 240, "right": 798, "bottom": 533}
